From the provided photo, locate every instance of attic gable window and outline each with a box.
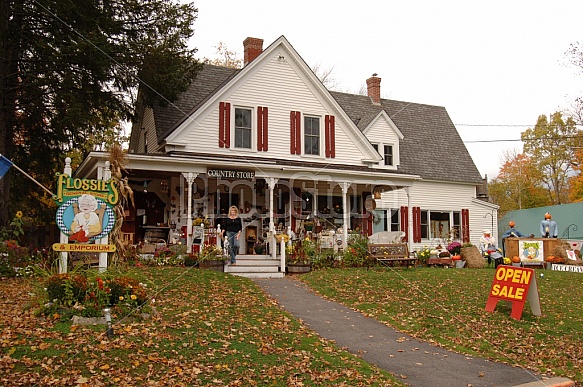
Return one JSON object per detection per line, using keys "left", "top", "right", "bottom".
{"left": 304, "top": 116, "right": 320, "bottom": 155}
{"left": 371, "top": 142, "right": 396, "bottom": 167}
{"left": 234, "top": 107, "right": 252, "bottom": 149}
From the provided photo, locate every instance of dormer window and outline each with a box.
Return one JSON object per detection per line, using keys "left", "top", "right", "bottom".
{"left": 383, "top": 145, "right": 393, "bottom": 166}
{"left": 371, "top": 142, "right": 395, "bottom": 166}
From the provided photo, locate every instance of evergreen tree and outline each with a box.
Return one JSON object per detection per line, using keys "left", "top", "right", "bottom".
{"left": 0, "top": 0, "right": 202, "bottom": 225}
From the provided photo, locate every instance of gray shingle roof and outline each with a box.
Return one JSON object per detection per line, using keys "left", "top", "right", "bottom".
{"left": 330, "top": 91, "right": 483, "bottom": 183}
{"left": 147, "top": 64, "right": 483, "bottom": 184}
{"left": 152, "top": 65, "right": 239, "bottom": 139}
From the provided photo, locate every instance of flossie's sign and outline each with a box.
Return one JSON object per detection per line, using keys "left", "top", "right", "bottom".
{"left": 52, "top": 174, "right": 119, "bottom": 242}
{"left": 53, "top": 173, "right": 119, "bottom": 205}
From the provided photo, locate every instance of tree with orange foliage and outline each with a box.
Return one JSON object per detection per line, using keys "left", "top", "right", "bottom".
{"left": 489, "top": 150, "right": 550, "bottom": 216}
{"left": 521, "top": 112, "right": 581, "bottom": 205}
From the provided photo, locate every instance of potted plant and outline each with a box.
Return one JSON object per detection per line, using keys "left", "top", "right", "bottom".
{"left": 254, "top": 238, "right": 266, "bottom": 255}
{"left": 447, "top": 241, "right": 462, "bottom": 259}
{"left": 287, "top": 239, "right": 314, "bottom": 273}
{"left": 197, "top": 243, "right": 227, "bottom": 271}
{"left": 416, "top": 247, "right": 431, "bottom": 266}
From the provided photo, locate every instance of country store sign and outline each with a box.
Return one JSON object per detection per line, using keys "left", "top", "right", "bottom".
{"left": 52, "top": 173, "right": 119, "bottom": 251}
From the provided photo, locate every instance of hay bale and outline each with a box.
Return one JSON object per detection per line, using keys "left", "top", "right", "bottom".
{"left": 552, "top": 241, "right": 583, "bottom": 265}
{"left": 461, "top": 246, "right": 485, "bottom": 268}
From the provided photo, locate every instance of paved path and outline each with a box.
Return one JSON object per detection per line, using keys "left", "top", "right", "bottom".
{"left": 254, "top": 276, "right": 572, "bottom": 387}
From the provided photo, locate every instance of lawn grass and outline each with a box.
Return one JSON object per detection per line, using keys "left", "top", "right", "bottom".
{"left": 0, "top": 267, "right": 404, "bottom": 386}
{"left": 300, "top": 266, "right": 583, "bottom": 383}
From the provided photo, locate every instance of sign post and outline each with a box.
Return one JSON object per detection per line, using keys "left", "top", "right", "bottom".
{"left": 485, "top": 265, "right": 542, "bottom": 320}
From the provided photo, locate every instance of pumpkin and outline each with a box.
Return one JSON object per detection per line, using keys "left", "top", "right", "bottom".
{"left": 511, "top": 255, "right": 521, "bottom": 263}
{"left": 545, "top": 255, "right": 555, "bottom": 262}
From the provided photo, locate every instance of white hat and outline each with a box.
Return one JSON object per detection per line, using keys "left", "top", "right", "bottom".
{"left": 483, "top": 229, "right": 491, "bottom": 234}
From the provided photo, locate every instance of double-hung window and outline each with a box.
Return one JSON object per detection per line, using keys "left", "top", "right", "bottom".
{"left": 383, "top": 145, "right": 393, "bottom": 166}
{"left": 234, "top": 107, "right": 252, "bottom": 149}
{"left": 304, "top": 116, "right": 320, "bottom": 155}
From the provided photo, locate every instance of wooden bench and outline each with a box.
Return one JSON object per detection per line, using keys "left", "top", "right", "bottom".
{"left": 368, "top": 243, "right": 416, "bottom": 267}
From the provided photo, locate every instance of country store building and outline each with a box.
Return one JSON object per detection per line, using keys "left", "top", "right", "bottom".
{"left": 75, "top": 35, "right": 497, "bottom": 271}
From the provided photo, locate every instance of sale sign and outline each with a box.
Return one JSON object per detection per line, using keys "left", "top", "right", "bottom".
{"left": 485, "top": 265, "right": 542, "bottom": 320}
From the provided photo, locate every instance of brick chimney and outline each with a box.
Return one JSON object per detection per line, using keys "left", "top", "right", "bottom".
{"left": 366, "top": 74, "right": 381, "bottom": 104}
{"left": 243, "top": 37, "right": 264, "bottom": 65}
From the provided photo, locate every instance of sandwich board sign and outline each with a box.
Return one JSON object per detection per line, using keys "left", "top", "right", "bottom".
{"left": 485, "top": 265, "right": 541, "bottom": 320}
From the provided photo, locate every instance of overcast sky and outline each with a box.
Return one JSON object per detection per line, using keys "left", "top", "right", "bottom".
{"left": 189, "top": 0, "right": 583, "bottom": 180}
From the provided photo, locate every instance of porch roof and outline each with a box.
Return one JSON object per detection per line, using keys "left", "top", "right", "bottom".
{"left": 75, "top": 151, "right": 421, "bottom": 190}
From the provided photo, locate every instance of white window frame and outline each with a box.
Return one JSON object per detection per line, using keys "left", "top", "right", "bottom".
{"left": 233, "top": 106, "right": 254, "bottom": 151}
{"left": 421, "top": 210, "right": 462, "bottom": 242}
{"left": 303, "top": 115, "right": 321, "bottom": 157}
{"left": 383, "top": 144, "right": 394, "bottom": 166}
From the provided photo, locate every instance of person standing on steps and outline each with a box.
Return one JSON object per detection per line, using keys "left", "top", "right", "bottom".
{"left": 222, "top": 205, "right": 242, "bottom": 265}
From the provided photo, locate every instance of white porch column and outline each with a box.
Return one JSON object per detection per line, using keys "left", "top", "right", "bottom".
{"left": 340, "top": 182, "right": 350, "bottom": 248}
{"left": 266, "top": 177, "right": 278, "bottom": 260}
{"left": 58, "top": 158, "right": 73, "bottom": 274}
{"left": 182, "top": 172, "right": 198, "bottom": 253}
{"left": 97, "top": 161, "right": 111, "bottom": 273}
{"left": 406, "top": 186, "right": 413, "bottom": 253}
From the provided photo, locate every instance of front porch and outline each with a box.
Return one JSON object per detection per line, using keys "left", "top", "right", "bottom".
{"left": 75, "top": 152, "right": 418, "bottom": 271}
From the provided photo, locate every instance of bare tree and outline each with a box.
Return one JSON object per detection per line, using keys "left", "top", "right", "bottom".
{"left": 311, "top": 63, "right": 340, "bottom": 90}
{"left": 204, "top": 42, "right": 242, "bottom": 69}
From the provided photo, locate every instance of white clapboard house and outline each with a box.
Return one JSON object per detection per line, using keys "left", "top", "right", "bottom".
{"left": 77, "top": 36, "right": 497, "bottom": 277}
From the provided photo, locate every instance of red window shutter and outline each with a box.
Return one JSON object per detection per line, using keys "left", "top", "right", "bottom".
{"left": 257, "top": 107, "right": 263, "bottom": 151}
{"left": 325, "top": 115, "right": 330, "bottom": 158}
{"left": 224, "top": 102, "right": 230, "bottom": 148}
{"left": 330, "top": 115, "right": 335, "bottom": 158}
{"left": 462, "top": 209, "right": 470, "bottom": 243}
{"left": 262, "top": 107, "right": 268, "bottom": 151}
{"left": 412, "top": 207, "right": 421, "bottom": 243}
{"left": 400, "top": 206, "right": 408, "bottom": 242}
{"left": 219, "top": 102, "right": 225, "bottom": 148}
{"left": 295, "top": 111, "right": 301, "bottom": 154}
{"left": 325, "top": 115, "right": 336, "bottom": 158}
{"left": 290, "top": 111, "right": 296, "bottom": 154}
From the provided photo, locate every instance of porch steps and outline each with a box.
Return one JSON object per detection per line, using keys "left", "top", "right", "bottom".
{"left": 225, "top": 254, "right": 285, "bottom": 279}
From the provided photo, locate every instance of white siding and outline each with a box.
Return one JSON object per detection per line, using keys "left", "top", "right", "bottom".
{"left": 175, "top": 55, "right": 370, "bottom": 166}
{"left": 140, "top": 107, "right": 157, "bottom": 153}
{"left": 376, "top": 181, "right": 497, "bottom": 250}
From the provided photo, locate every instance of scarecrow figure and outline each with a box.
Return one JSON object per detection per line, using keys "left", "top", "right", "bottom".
{"left": 540, "top": 212, "right": 558, "bottom": 238}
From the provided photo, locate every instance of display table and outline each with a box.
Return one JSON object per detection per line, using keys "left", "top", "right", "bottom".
{"left": 504, "top": 237, "right": 558, "bottom": 268}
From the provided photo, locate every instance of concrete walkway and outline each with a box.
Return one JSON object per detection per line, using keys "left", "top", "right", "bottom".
{"left": 254, "top": 276, "right": 574, "bottom": 387}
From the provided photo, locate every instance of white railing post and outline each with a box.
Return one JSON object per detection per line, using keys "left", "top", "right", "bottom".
{"left": 97, "top": 161, "right": 111, "bottom": 272}
{"left": 58, "top": 158, "right": 72, "bottom": 273}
